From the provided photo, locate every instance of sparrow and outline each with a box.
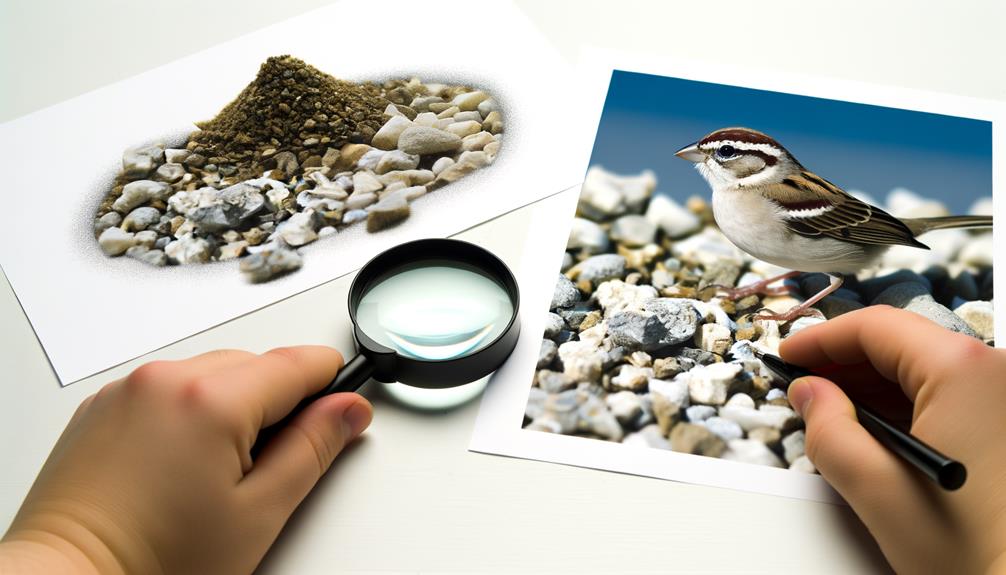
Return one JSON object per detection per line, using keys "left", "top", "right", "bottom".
{"left": 674, "top": 127, "right": 993, "bottom": 322}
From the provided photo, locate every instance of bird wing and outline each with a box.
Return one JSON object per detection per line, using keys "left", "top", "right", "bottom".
{"left": 760, "top": 170, "right": 928, "bottom": 249}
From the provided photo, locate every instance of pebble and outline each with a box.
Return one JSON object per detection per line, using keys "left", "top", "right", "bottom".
{"left": 538, "top": 339, "right": 558, "bottom": 369}
{"left": 97, "top": 227, "right": 136, "bottom": 256}
{"left": 397, "top": 126, "right": 462, "bottom": 155}
{"left": 607, "top": 298, "right": 699, "bottom": 351}
{"left": 686, "top": 362, "right": 743, "bottom": 406}
{"left": 578, "top": 166, "right": 656, "bottom": 219}
{"left": 239, "top": 247, "right": 303, "bottom": 283}
{"left": 567, "top": 218, "right": 610, "bottom": 254}
{"left": 702, "top": 416, "right": 744, "bottom": 442}
{"left": 133, "top": 230, "right": 158, "bottom": 248}
{"left": 121, "top": 207, "right": 161, "bottom": 232}
{"left": 578, "top": 396, "right": 624, "bottom": 441}
{"left": 611, "top": 365, "right": 652, "bottom": 392}
{"left": 789, "top": 455, "right": 816, "bottom": 473}
{"left": 873, "top": 282, "right": 978, "bottom": 337}
{"left": 460, "top": 131, "right": 495, "bottom": 152}
{"left": 594, "top": 280, "right": 658, "bottom": 316}
{"left": 445, "top": 120, "right": 482, "bottom": 138}
{"left": 954, "top": 300, "right": 994, "bottom": 342}
{"left": 356, "top": 149, "right": 386, "bottom": 172}
{"left": 572, "top": 254, "right": 626, "bottom": 285}
{"left": 544, "top": 313, "right": 565, "bottom": 339}
{"left": 155, "top": 162, "right": 185, "bottom": 183}
{"left": 113, "top": 180, "right": 171, "bottom": 213}
{"left": 132, "top": 248, "right": 167, "bottom": 266}
{"left": 371, "top": 116, "right": 413, "bottom": 150}
{"left": 685, "top": 405, "right": 716, "bottom": 423}
{"left": 645, "top": 194, "right": 700, "bottom": 238}
{"left": 721, "top": 439, "right": 785, "bottom": 468}
{"left": 697, "top": 323, "right": 732, "bottom": 355}
{"left": 552, "top": 274, "right": 581, "bottom": 310}
{"left": 607, "top": 391, "right": 644, "bottom": 426}
{"left": 782, "top": 430, "right": 806, "bottom": 464}
{"left": 375, "top": 150, "right": 420, "bottom": 174}
{"left": 859, "top": 269, "right": 931, "bottom": 302}
{"left": 622, "top": 424, "right": 671, "bottom": 450}
{"left": 557, "top": 340, "right": 604, "bottom": 382}
{"left": 719, "top": 404, "right": 797, "bottom": 431}
{"left": 94, "top": 212, "right": 123, "bottom": 236}
{"left": 366, "top": 194, "right": 410, "bottom": 232}
{"left": 353, "top": 171, "right": 384, "bottom": 195}
{"left": 670, "top": 422, "right": 726, "bottom": 457}
{"left": 165, "top": 234, "right": 211, "bottom": 264}
{"left": 121, "top": 143, "right": 164, "bottom": 178}
{"left": 610, "top": 215, "right": 657, "bottom": 247}
{"left": 958, "top": 234, "right": 993, "bottom": 267}
{"left": 276, "top": 211, "right": 319, "bottom": 246}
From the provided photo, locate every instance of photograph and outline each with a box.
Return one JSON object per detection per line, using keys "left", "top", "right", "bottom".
{"left": 93, "top": 55, "right": 504, "bottom": 283}
{"left": 523, "top": 69, "right": 995, "bottom": 473}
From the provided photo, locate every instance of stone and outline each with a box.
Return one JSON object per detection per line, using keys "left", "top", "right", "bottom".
{"left": 345, "top": 192, "right": 378, "bottom": 211}
{"left": 536, "top": 370, "right": 575, "bottom": 393}
{"left": 567, "top": 218, "right": 610, "bottom": 254}
{"left": 121, "top": 207, "right": 161, "bottom": 232}
{"left": 460, "top": 131, "right": 495, "bottom": 152}
{"left": 163, "top": 148, "right": 190, "bottom": 164}
{"left": 671, "top": 227, "right": 747, "bottom": 268}
{"left": 670, "top": 422, "right": 726, "bottom": 457}
{"left": 786, "top": 315, "right": 827, "bottom": 336}
{"left": 611, "top": 365, "right": 652, "bottom": 392}
{"left": 155, "top": 162, "right": 185, "bottom": 183}
{"left": 132, "top": 248, "right": 167, "bottom": 266}
{"left": 353, "top": 171, "right": 384, "bottom": 195}
{"left": 652, "top": 357, "right": 683, "bottom": 379}
{"left": 538, "top": 339, "right": 558, "bottom": 369}
{"left": 275, "top": 211, "right": 318, "bottom": 246}
{"left": 477, "top": 98, "right": 498, "bottom": 116}
{"left": 431, "top": 156, "right": 455, "bottom": 175}
{"left": 366, "top": 194, "right": 410, "bottom": 232}
{"left": 397, "top": 126, "right": 462, "bottom": 155}
{"left": 188, "top": 203, "right": 242, "bottom": 234}
{"left": 719, "top": 404, "right": 798, "bottom": 431}
{"left": 697, "top": 323, "right": 732, "bottom": 355}
{"left": 594, "top": 280, "right": 658, "bottom": 316}
{"left": 273, "top": 151, "right": 299, "bottom": 178}
{"left": 748, "top": 427, "right": 782, "bottom": 449}
{"left": 765, "top": 388, "right": 787, "bottom": 402}
{"left": 371, "top": 116, "right": 413, "bottom": 150}
{"left": 725, "top": 392, "right": 755, "bottom": 409}
{"left": 113, "top": 180, "right": 171, "bottom": 213}
{"left": 97, "top": 227, "right": 136, "bottom": 256}
{"left": 859, "top": 270, "right": 932, "bottom": 302}
{"left": 571, "top": 254, "right": 626, "bottom": 285}
{"left": 607, "top": 391, "right": 644, "bottom": 426}
{"left": 94, "top": 212, "right": 123, "bottom": 236}
{"left": 789, "top": 455, "right": 816, "bottom": 473}
{"left": 813, "top": 296, "right": 864, "bottom": 319}
{"left": 557, "top": 340, "right": 604, "bottom": 382}
{"left": 219, "top": 183, "right": 266, "bottom": 220}
{"left": 685, "top": 405, "right": 716, "bottom": 423}
{"left": 607, "top": 298, "right": 699, "bottom": 351}
{"left": 544, "top": 313, "right": 565, "bottom": 339}
{"left": 452, "top": 90, "right": 489, "bottom": 111}
{"left": 622, "top": 424, "right": 671, "bottom": 450}
{"left": 218, "top": 240, "right": 249, "bottom": 260}
{"left": 343, "top": 209, "right": 368, "bottom": 225}
{"left": 551, "top": 274, "right": 581, "bottom": 310}
{"left": 959, "top": 234, "right": 993, "bottom": 268}
{"left": 133, "top": 230, "right": 157, "bottom": 249}
{"left": 445, "top": 120, "right": 482, "bottom": 138}
{"left": 122, "top": 143, "right": 164, "bottom": 178}
{"left": 578, "top": 396, "right": 624, "bottom": 441}
{"left": 686, "top": 362, "right": 743, "bottom": 405}
{"left": 610, "top": 214, "right": 657, "bottom": 247}
{"left": 239, "top": 247, "right": 303, "bottom": 283}
{"left": 969, "top": 197, "right": 994, "bottom": 216}
{"left": 649, "top": 377, "right": 690, "bottom": 407}
{"left": 873, "top": 282, "right": 978, "bottom": 337}
{"left": 165, "top": 234, "right": 211, "bottom": 264}
{"left": 578, "top": 166, "right": 656, "bottom": 219}
{"left": 375, "top": 150, "right": 420, "bottom": 174}
{"left": 702, "top": 416, "right": 744, "bottom": 442}
{"left": 954, "top": 300, "right": 994, "bottom": 342}
{"left": 356, "top": 149, "right": 386, "bottom": 171}
{"left": 782, "top": 430, "right": 806, "bottom": 464}
{"left": 721, "top": 439, "right": 785, "bottom": 467}
{"left": 645, "top": 194, "right": 700, "bottom": 238}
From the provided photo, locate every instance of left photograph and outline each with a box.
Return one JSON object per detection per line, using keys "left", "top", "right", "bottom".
{"left": 94, "top": 56, "right": 504, "bottom": 283}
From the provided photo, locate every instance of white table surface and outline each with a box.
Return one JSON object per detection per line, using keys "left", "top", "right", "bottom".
{"left": 2, "top": 1, "right": 1003, "bottom": 572}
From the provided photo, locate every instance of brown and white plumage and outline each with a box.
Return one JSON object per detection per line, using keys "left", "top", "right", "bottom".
{"left": 675, "top": 127, "right": 993, "bottom": 321}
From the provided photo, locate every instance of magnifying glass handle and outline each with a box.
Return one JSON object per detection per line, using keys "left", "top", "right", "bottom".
{"left": 251, "top": 354, "right": 374, "bottom": 458}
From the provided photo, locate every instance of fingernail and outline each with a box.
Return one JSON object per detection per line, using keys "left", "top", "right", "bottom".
{"left": 788, "top": 378, "right": 814, "bottom": 418}
{"left": 342, "top": 402, "right": 373, "bottom": 438}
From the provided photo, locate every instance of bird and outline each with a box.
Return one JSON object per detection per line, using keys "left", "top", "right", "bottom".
{"left": 674, "top": 127, "right": 993, "bottom": 322}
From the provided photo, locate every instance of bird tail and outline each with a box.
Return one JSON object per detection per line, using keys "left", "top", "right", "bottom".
{"left": 903, "top": 215, "right": 993, "bottom": 236}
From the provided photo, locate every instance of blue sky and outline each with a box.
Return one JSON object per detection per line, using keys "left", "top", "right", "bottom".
{"left": 589, "top": 70, "right": 992, "bottom": 214}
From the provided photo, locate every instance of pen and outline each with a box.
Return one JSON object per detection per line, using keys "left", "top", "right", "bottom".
{"left": 752, "top": 349, "right": 967, "bottom": 491}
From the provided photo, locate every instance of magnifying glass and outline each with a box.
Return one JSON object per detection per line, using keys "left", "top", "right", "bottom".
{"left": 256, "top": 238, "right": 520, "bottom": 451}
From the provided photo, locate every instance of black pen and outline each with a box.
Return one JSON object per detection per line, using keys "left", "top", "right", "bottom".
{"left": 752, "top": 349, "right": 967, "bottom": 491}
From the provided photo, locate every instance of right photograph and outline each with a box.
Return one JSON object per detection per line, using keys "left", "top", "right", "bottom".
{"left": 525, "top": 70, "right": 994, "bottom": 472}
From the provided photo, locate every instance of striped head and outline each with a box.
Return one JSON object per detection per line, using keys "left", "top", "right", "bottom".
{"left": 675, "top": 127, "right": 800, "bottom": 192}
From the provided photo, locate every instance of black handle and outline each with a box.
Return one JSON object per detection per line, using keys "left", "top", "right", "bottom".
{"left": 251, "top": 354, "right": 375, "bottom": 457}
{"left": 855, "top": 403, "right": 967, "bottom": 490}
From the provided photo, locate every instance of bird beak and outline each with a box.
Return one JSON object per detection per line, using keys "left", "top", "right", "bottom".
{"left": 675, "top": 143, "right": 704, "bottom": 163}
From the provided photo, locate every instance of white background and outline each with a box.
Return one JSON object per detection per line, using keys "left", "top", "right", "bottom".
{"left": 2, "top": 0, "right": 1004, "bottom": 572}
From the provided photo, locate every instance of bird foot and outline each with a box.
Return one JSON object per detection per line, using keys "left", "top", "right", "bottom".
{"left": 712, "top": 270, "right": 801, "bottom": 300}
{"left": 753, "top": 303, "right": 822, "bottom": 323}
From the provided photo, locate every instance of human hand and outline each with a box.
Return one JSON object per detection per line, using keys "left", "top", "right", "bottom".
{"left": 780, "top": 306, "right": 1006, "bottom": 574}
{"left": 0, "top": 346, "right": 373, "bottom": 574}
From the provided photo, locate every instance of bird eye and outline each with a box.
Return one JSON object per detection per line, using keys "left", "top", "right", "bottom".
{"left": 717, "top": 145, "right": 736, "bottom": 159}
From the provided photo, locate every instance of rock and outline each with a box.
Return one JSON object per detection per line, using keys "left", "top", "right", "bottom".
{"left": 356, "top": 149, "right": 386, "bottom": 172}
{"left": 622, "top": 424, "right": 671, "bottom": 449}
{"left": 685, "top": 405, "right": 716, "bottom": 423}
{"left": 721, "top": 439, "right": 785, "bottom": 467}
{"left": 954, "top": 300, "right": 994, "bottom": 342}
{"left": 670, "top": 422, "right": 726, "bottom": 457}
{"left": 536, "top": 370, "right": 575, "bottom": 393}
{"left": 334, "top": 143, "right": 371, "bottom": 171}
{"left": 859, "top": 269, "right": 932, "bottom": 302}
{"left": 265, "top": 187, "right": 292, "bottom": 211}
{"left": 428, "top": 154, "right": 488, "bottom": 190}
{"left": 571, "top": 254, "right": 626, "bottom": 285}
{"left": 725, "top": 392, "right": 755, "bottom": 409}
{"left": 275, "top": 211, "right": 318, "bottom": 246}
{"left": 366, "top": 194, "right": 410, "bottom": 232}
{"left": 610, "top": 214, "right": 657, "bottom": 247}
{"left": 697, "top": 323, "right": 732, "bottom": 355}
{"left": 671, "top": 226, "right": 748, "bottom": 268}
{"left": 578, "top": 396, "right": 624, "bottom": 440}
{"left": 353, "top": 171, "right": 384, "bottom": 195}
{"left": 567, "top": 218, "right": 610, "bottom": 254}
{"left": 652, "top": 357, "right": 683, "bottom": 379}
{"left": 607, "top": 391, "right": 644, "bottom": 426}
{"left": 578, "top": 166, "right": 656, "bottom": 219}
{"left": 371, "top": 116, "right": 413, "bottom": 150}
{"left": 121, "top": 207, "right": 161, "bottom": 232}
{"left": 165, "top": 234, "right": 211, "bottom": 264}
{"left": 477, "top": 97, "right": 498, "bottom": 116}
{"left": 702, "top": 416, "right": 744, "bottom": 442}
{"left": 163, "top": 148, "right": 189, "bottom": 164}
{"left": 431, "top": 156, "right": 455, "bottom": 176}
{"left": 557, "top": 340, "right": 604, "bottom": 382}
{"left": 607, "top": 298, "right": 699, "bottom": 351}
{"left": 188, "top": 203, "right": 242, "bottom": 234}
{"left": 133, "top": 230, "right": 157, "bottom": 248}
{"left": 969, "top": 197, "right": 994, "bottom": 216}
{"left": 958, "top": 234, "right": 993, "bottom": 268}
{"left": 748, "top": 427, "right": 782, "bottom": 449}
{"left": 218, "top": 241, "right": 249, "bottom": 260}
{"left": 765, "top": 388, "right": 787, "bottom": 402}
{"left": 272, "top": 151, "right": 299, "bottom": 178}
{"left": 445, "top": 120, "right": 482, "bottom": 138}
{"left": 873, "top": 282, "right": 978, "bottom": 337}
{"left": 219, "top": 183, "right": 266, "bottom": 220}
{"left": 557, "top": 302, "right": 594, "bottom": 330}
{"left": 686, "top": 362, "right": 743, "bottom": 405}
{"left": 122, "top": 143, "right": 164, "bottom": 178}
{"left": 375, "top": 150, "right": 420, "bottom": 174}
{"left": 544, "top": 313, "right": 565, "bottom": 339}
{"left": 813, "top": 296, "right": 864, "bottom": 319}
{"left": 790, "top": 455, "right": 816, "bottom": 473}
{"left": 397, "top": 126, "right": 463, "bottom": 155}
{"left": 239, "top": 247, "right": 303, "bottom": 283}
{"left": 538, "top": 339, "right": 558, "bottom": 369}
{"left": 611, "top": 365, "right": 652, "bottom": 392}
{"left": 594, "top": 280, "right": 658, "bottom": 316}
{"left": 645, "top": 194, "right": 700, "bottom": 238}
{"left": 155, "top": 162, "right": 185, "bottom": 183}
{"left": 131, "top": 248, "right": 167, "bottom": 266}
{"left": 551, "top": 274, "right": 581, "bottom": 310}
{"left": 786, "top": 315, "right": 826, "bottom": 336}
{"left": 94, "top": 212, "right": 123, "bottom": 236}
{"left": 719, "top": 404, "right": 797, "bottom": 431}
{"left": 345, "top": 192, "right": 378, "bottom": 211}
{"left": 97, "top": 227, "right": 136, "bottom": 256}
{"left": 113, "top": 180, "right": 171, "bottom": 213}
{"left": 460, "top": 131, "right": 495, "bottom": 152}
{"left": 782, "top": 430, "right": 806, "bottom": 464}
{"left": 452, "top": 90, "right": 489, "bottom": 111}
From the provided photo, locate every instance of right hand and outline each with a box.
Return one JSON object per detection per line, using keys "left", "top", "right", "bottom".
{"left": 780, "top": 306, "right": 1006, "bottom": 574}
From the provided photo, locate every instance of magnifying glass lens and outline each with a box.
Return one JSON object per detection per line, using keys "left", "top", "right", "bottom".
{"left": 355, "top": 262, "right": 514, "bottom": 361}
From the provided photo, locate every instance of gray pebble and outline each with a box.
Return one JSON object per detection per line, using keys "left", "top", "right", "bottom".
{"left": 702, "top": 416, "right": 744, "bottom": 442}
{"left": 543, "top": 313, "right": 565, "bottom": 339}
{"left": 607, "top": 298, "right": 699, "bottom": 351}
{"left": 575, "top": 254, "right": 626, "bottom": 285}
{"left": 610, "top": 215, "right": 657, "bottom": 247}
{"left": 685, "top": 405, "right": 716, "bottom": 422}
{"left": 121, "top": 206, "right": 162, "bottom": 232}
{"left": 873, "top": 282, "right": 978, "bottom": 337}
{"left": 860, "top": 270, "right": 931, "bottom": 302}
{"left": 567, "top": 218, "right": 610, "bottom": 254}
{"left": 538, "top": 339, "right": 558, "bottom": 369}
{"left": 551, "top": 274, "right": 580, "bottom": 310}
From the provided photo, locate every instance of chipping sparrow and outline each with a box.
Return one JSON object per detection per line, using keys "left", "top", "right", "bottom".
{"left": 675, "top": 127, "right": 993, "bottom": 321}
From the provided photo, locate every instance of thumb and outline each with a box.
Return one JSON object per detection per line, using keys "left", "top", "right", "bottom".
{"left": 789, "top": 376, "right": 905, "bottom": 505}
{"left": 241, "top": 393, "right": 373, "bottom": 509}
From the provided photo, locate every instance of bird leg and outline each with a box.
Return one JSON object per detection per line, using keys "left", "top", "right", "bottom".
{"left": 715, "top": 270, "right": 801, "bottom": 300}
{"left": 755, "top": 275, "right": 844, "bottom": 322}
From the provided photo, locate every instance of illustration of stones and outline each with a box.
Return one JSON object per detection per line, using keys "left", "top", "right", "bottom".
{"left": 526, "top": 166, "right": 994, "bottom": 472}
{"left": 93, "top": 56, "right": 503, "bottom": 282}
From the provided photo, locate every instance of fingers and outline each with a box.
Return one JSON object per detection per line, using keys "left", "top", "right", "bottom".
{"left": 789, "top": 376, "right": 917, "bottom": 514}
{"left": 203, "top": 346, "right": 345, "bottom": 430}
{"left": 240, "top": 393, "right": 373, "bottom": 511}
{"left": 780, "top": 306, "right": 990, "bottom": 403}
